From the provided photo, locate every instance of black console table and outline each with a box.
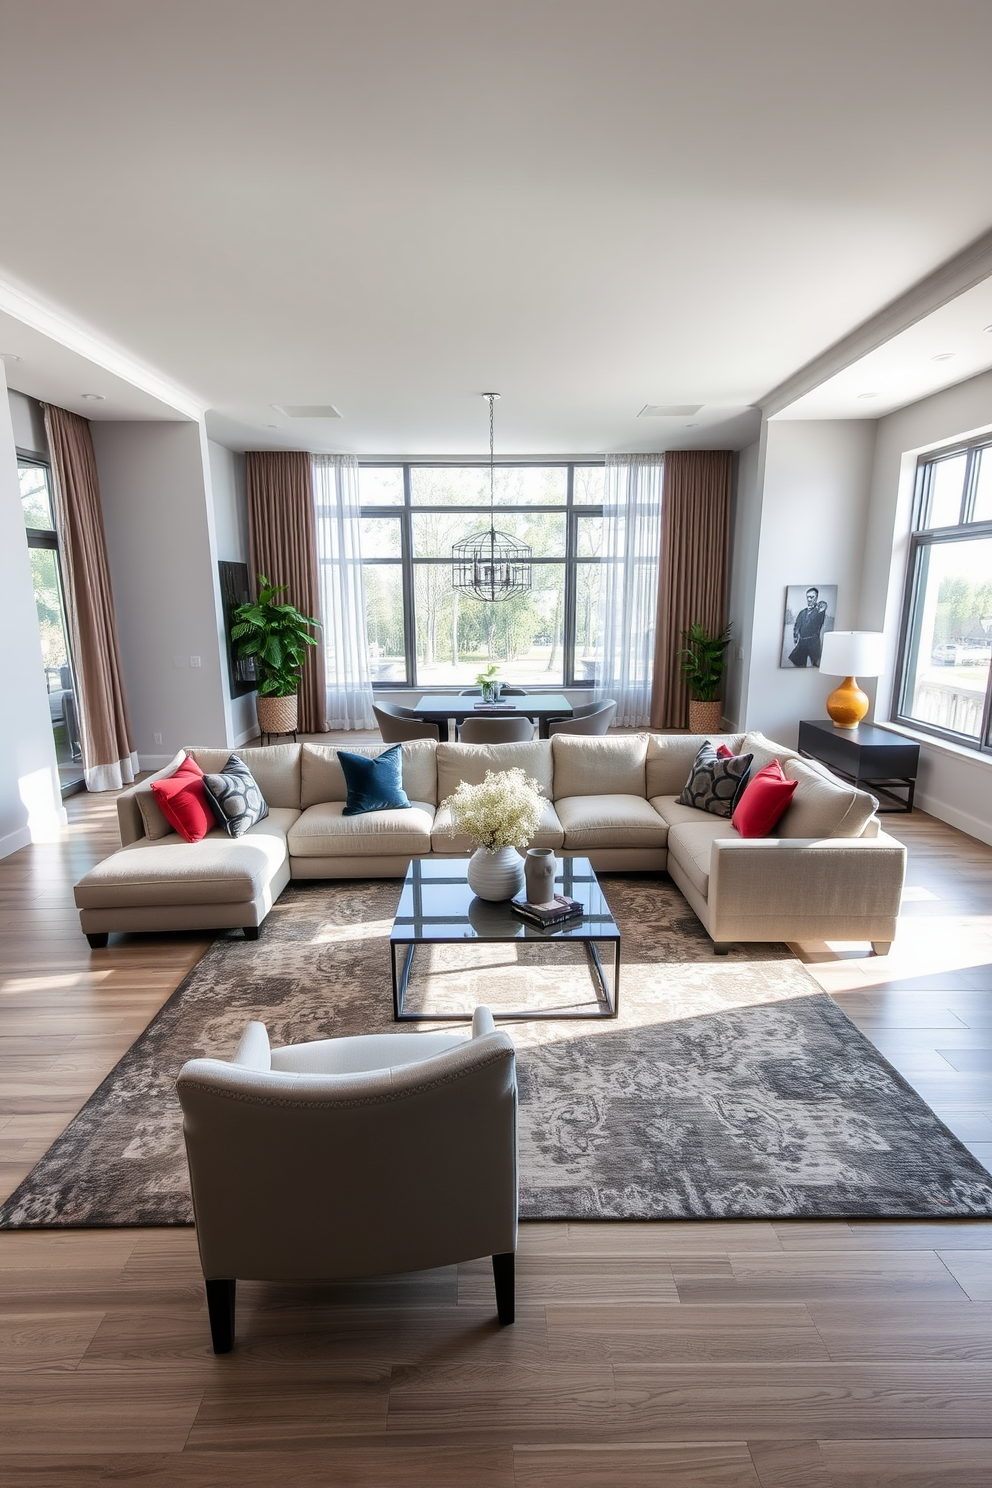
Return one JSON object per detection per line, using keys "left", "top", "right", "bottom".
{"left": 797, "top": 719, "right": 920, "bottom": 813}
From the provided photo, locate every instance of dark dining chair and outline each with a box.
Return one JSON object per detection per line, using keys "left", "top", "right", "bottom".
{"left": 373, "top": 702, "right": 441, "bottom": 743}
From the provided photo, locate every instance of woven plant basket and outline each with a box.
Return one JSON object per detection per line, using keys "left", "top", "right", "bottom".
{"left": 688, "top": 699, "right": 723, "bottom": 733}
{"left": 257, "top": 693, "right": 298, "bottom": 736}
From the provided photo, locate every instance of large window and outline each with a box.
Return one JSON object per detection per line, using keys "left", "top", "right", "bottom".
{"left": 896, "top": 438, "right": 992, "bottom": 752}
{"left": 359, "top": 463, "right": 604, "bottom": 688}
{"left": 19, "top": 457, "right": 85, "bottom": 792}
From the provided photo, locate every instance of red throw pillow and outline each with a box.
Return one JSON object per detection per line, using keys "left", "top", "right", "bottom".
{"left": 150, "top": 755, "right": 214, "bottom": 843}
{"left": 716, "top": 744, "right": 735, "bottom": 759}
{"left": 732, "top": 760, "right": 798, "bottom": 838}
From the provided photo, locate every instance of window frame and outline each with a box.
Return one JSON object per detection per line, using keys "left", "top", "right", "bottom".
{"left": 358, "top": 460, "right": 604, "bottom": 690}
{"left": 895, "top": 436, "right": 992, "bottom": 754}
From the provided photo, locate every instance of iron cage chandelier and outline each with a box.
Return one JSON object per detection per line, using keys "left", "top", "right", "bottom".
{"left": 451, "top": 393, "right": 532, "bottom": 602}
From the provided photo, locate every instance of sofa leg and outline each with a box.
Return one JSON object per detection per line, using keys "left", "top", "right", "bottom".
{"left": 86, "top": 932, "right": 109, "bottom": 949}
{"left": 712, "top": 942, "right": 731, "bottom": 956}
{"left": 871, "top": 941, "right": 891, "bottom": 957}
{"left": 243, "top": 926, "right": 260, "bottom": 941}
{"left": 492, "top": 1251, "right": 515, "bottom": 1325}
{"left": 206, "top": 1278, "right": 236, "bottom": 1353}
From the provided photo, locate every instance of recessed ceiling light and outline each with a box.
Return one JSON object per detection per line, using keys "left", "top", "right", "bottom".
{"left": 985, "top": 325, "right": 992, "bottom": 333}
{"left": 684, "top": 422, "right": 699, "bottom": 428}
{"left": 638, "top": 403, "right": 703, "bottom": 417}
{"left": 81, "top": 392, "right": 105, "bottom": 401}
{"left": 266, "top": 424, "right": 279, "bottom": 429}
{"left": 857, "top": 392, "right": 878, "bottom": 399}
{"left": 931, "top": 352, "right": 955, "bottom": 362}
{"left": 0, "top": 351, "right": 23, "bottom": 362}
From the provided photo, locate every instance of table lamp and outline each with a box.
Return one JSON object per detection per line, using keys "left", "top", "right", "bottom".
{"left": 818, "top": 631, "right": 886, "bottom": 729}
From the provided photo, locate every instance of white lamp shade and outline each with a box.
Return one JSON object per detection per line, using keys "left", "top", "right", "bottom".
{"left": 819, "top": 631, "right": 886, "bottom": 677}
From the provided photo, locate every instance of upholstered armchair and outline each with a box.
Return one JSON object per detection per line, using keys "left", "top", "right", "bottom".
{"left": 176, "top": 1007, "right": 517, "bottom": 1352}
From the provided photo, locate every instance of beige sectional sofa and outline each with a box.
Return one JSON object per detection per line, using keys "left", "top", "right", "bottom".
{"left": 74, "top": 731, "right": 907, "bottom": 955}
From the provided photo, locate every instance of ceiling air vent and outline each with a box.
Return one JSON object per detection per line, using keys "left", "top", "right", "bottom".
{"left": 638, "top": 404, "right": 703, "bottom": 417}
{"left": 273, "top": 404, "right": 342, "bottom": 419}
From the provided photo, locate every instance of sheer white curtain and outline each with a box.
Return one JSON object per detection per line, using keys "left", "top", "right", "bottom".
{"left": 311, "top": 454, "right": 375, "bottom": 730}
{"left": 595, "top": 453, "right": 664, "bottom": 727}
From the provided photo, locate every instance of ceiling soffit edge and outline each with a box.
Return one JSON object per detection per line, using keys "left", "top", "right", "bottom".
{"left": 759, "top": 225, "right": 992, "bottom": 420}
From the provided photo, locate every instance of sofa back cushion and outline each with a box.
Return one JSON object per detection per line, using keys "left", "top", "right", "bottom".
{"left": 645, "top": 733, "right": 744, "bottom": 797}
{"left": 777, "top": 757, "right": 878, "bottom": 839}
{"left": 436, "top": 740, "right": 553, "bottom": 801}
{"left": 188, "top": 743, "right": 302, "bottom": 810}
{"left": 552, "top": 734, "right": 647, "bottom": 799}
{"left": 741, "top": 730, "right": 801, "bottom": 776}
{"left": 301, "top": 740, "right": 437, "bottom": 808}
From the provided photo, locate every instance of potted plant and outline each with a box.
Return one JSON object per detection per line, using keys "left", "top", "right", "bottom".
{"left": 231, "top": 575, "right": 320, "bottom": 736}
{"left": 476, "top": 662, "right": 502, "bottom": 703}
{"left": 678, "top": 622, "right": 732, "bottom": 733}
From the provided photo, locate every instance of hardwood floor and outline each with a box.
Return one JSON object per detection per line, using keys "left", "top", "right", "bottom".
{"left": 2, "top": 793, "right": 991, "bottom": 1486}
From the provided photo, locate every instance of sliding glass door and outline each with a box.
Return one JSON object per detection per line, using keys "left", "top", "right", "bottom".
{"left": 19, "top": 457, "right": 85, "bottom": 794}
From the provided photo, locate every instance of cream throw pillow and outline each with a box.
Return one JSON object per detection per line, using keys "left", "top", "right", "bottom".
{"left": 777, "top": 757, "right": 878, "bottom": 838}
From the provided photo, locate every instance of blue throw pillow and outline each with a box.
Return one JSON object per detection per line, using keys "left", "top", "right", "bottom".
{"left": 339, "top": 745, "right": 410, "bottom": 815}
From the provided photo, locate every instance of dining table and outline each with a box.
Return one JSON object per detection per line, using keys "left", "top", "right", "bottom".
{"left": 410, "top": 692, "right": 574, "bottom": 741}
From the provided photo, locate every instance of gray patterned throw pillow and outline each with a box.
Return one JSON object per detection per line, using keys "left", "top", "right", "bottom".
{"left": 677, "top": 743, "right": 752, "bottom": 819}
{"left": 202, "top": 754, "right": 269, "bottom": 838}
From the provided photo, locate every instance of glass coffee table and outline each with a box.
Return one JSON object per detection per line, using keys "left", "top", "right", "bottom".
{"left": 390, "top": 855, "right": 620, "bottom": 1021}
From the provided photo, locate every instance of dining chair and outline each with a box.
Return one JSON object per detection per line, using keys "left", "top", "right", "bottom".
{"left": 372, "top": 702, "right": 441, "bottom": 743}
{"left": 459, "top": 716, "right": 536, "bottom": 744}
{"left": 547, "top": 700, "right": 617, "bottom": 736}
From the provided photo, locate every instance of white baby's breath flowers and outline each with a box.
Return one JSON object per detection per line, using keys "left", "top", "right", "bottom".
{"left": 441, "top": 768, "right": 544, "bottom": 852}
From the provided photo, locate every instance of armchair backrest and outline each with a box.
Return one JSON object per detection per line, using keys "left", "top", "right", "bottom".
{"left": 177, "top": 1032, "right": 518, "bottom": 1282}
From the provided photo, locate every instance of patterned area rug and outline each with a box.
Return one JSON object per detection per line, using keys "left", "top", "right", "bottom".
{"left": 3, "top": 875, "right": 992, "bottom": 1226}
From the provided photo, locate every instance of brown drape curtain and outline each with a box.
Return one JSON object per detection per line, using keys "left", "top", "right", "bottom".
{"left": 651, "top": 450, "right": 733, "bottom": 730}
{"left": 43, "top": 404, "right": 138, "bottom": 791}
{"left": 246, "top": 451, "right": 327, "bottom": 733}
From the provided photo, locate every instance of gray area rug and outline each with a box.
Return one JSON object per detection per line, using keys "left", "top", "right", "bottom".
{"left": 3, "top": 875, "right": 992, "bottom": 1226}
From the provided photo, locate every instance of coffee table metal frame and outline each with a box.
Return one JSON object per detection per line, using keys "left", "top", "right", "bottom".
{"left": 390, "top": 855, "right": 620, "bottom": 1022}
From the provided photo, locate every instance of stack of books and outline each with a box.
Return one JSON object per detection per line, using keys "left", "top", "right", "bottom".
{"left": 510, "top": 893, "right": 583, "bottom": 928}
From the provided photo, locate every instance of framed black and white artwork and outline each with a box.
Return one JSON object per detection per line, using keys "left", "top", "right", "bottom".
{"left": 780, "top": 584, "right": 837, "bottom": 668}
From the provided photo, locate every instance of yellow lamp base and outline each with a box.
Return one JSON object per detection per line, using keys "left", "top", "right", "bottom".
{"left": 825, "top": 675, "right": 869, "bottom": 729}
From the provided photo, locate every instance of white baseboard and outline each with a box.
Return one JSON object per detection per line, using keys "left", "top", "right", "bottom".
{"left": 913, "top": 790, "right": 992, "bottom": 848}
{"left": 235, "top": 727, "right": 261, "bottom": 747}
{"left": 137, "top": 753, "right": 173, "bottom": 772}
{"left": 0, "top": 823, "right": 32, "bottom": 860}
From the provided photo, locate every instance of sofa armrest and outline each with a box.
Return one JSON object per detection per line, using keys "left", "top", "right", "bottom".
{"left": 116, "top": 752, "right": 186, "bottom": 845}
{"left": 707, "top": 832, "right": 907, "bottom": 942}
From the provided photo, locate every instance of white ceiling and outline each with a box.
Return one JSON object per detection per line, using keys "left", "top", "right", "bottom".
{"left": 2, "top": 0, "right": 992, "bottom": 453}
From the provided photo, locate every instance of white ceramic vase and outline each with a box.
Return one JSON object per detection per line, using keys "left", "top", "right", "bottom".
{"left": 466, "top": 845, "right": 525, "bottom": 901}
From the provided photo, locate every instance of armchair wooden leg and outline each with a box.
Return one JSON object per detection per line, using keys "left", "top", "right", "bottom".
{"left": 492, "top": 1252, "right": 515, "bottom": 1325}
{"left": 206, "top": 1278, "right": 236, "bottom": 1353}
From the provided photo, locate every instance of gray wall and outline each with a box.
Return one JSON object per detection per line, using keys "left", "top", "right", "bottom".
{"left": 91, "top": 421, "right": 230, "bottom": 763}
{"left": 0, "top": 376, "right": 64, "bottom": 857}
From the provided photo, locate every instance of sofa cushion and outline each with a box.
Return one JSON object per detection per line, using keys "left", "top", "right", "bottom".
{"left": 288, "top": 801, "right": 434, "bottom": 859}
{"left": 431, "top": 798, "right": 564, "bottom": 854}
{"left": 677, "top": 742, "right": 752, "bottom": 819}
{"left": 301, "top": 741, "right": 437, "bottom": 809}
{"left": 188, "top": 743, "right": 302, "bottom": 810}
{"left": 649, "top": 794, "right": 715, "bottom": 829}
{"left": 741, "top": 731, "right": 801, "bottom": 776}
{"left": 732, "top": 761, "right": 797, "bottom": 837}
{"left": 135, "top": 750, "right": 189, "bottom": 839}
{"left": 339, "top": 745, "right": 410, "bottom": 815}
{"left": 555, "top": 794, "right": 668, "bottom": 850}
{"left": 73, "top": 812, "right": 295, "bottom": 910}
{"left": 777, "top": 757, "right": 878, "bottom": 839}
{"left": 667, "top": 817, "right": 741, "bottom": 898}
{"left": 552, "top": 735, "right": 647, "bottom": 799}
{"left": 151, "top": 756, "right": 215, "bottom": 843}
{"left": 436, "top": 740, "right": 553, "bottom": 801}
{"left": 202, "top": 754, "right": 269, "bottom": 838}
{"left": 645, "top": 733, "right": 744, "bottom": 797}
